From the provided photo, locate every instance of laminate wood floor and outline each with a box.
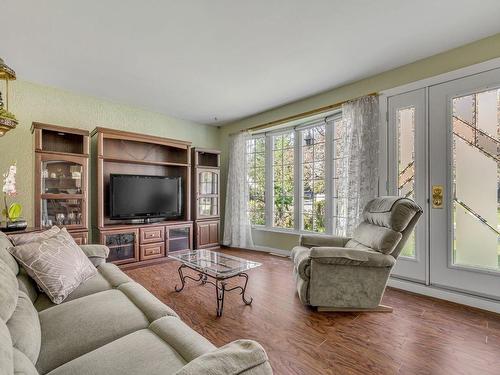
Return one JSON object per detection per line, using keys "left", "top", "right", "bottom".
{"left": 125, "top": 248, "right": 500, "bottom": 375}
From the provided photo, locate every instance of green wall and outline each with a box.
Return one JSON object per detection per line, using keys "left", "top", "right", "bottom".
{"left": 0, "top": 80, "right": 220, "bottom": 227}
{"left": 219, "top": 32, "right": 500, "bottom": 251}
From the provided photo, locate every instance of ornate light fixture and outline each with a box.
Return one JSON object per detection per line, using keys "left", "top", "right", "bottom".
{"left": 0, "top": 58, "right": 17, "bottom": 136}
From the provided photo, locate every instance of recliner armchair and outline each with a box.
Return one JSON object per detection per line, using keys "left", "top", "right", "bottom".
{"left": 291, "top": 196, "right": 422, "bottom": 312}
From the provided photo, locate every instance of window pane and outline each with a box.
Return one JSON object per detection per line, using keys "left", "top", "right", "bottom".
{"left": 301, "top": 124, "right": 326, "bottom": 233}
{"left": 246, "top": 137, "right": 266, "bottom": 225}
{"left": 272, "top": 132, "right": 295, "bottom": 229}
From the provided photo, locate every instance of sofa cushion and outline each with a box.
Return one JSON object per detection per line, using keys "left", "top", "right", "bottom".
{"left": 174, "top": 339, "right": 272, "bottom": 375}
{"left": 149, "top": 316, "right": 215, "bottom": 363}
{"left": 118, "top": 282, "right": 178, "bottom": 322}
{"left": 348, "top": 222, "right": 402, "bottom": 255}
{"left": 9, "top": 228, "right": 97, "bottom": 304}
{"left": 79, "top": 245, "right": 110, "bottom": 267}
{"left": 13, "top": 348, "right": 39, "bottom": 375}
{"left": 17, "top": 268, "right": 40, "bottom": 303}
{"left": 45, "top": 329, "right": 187, "bottom": 375}
{"left": 9, "top": 226, "right": 60, "bottom": 247}
{"left": 36, "top": 289, "right": 150, "bottom": 374}
{"left": 0, "top": 259, "right": 18, "bottom": 322}
{"left": 0, "top": 319, "right": 13, "bottom": 375}
{"left": 0, "top": 232, "right": 18, "bottom": 275}
{"left": 363, "top": 196, "right": 421, "bottom": 232}
{"left": 34, "top": 263, "right": 132, "bottom": 312}
{"left": 309, "top": 247, "right": 396, "bottom": 267}
{"left": 6, "top": 291, "right": 41, "bottom": 364}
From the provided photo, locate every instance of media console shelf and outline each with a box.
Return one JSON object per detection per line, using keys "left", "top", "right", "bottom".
{"left": 91, "top": 127, "right": 193, "bottom": 267}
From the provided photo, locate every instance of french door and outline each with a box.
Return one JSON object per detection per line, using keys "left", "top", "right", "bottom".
{"left": 388, "top": 89, "right": 428, "bottom": 283}
{"left": 387, "top": 68, "right": 500, "bottom": 299}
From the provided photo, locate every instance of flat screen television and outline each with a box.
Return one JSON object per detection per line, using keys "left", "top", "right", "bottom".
{"left": 109, "top": 174, "right": 183, "bottom": 221}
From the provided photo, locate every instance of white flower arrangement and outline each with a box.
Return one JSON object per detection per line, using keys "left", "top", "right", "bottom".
{"left": 2, "top": 163, "right": 22, "bottom": 222}
{"left": 2, "top": 164, "right": 17, "bottom": 196}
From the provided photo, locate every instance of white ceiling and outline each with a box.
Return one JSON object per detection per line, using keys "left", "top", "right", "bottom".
{"left": 3, "top": 1, "right": 500, "bottom": 125}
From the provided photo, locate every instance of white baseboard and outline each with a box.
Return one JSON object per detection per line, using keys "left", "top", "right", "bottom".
{"left": 388, "top": 277, "right": 500, "bottom": 314}
{"left": 246, "top": 245, "right": 291, "bottom": 257}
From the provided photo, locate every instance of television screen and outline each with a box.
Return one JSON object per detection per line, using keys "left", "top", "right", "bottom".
{"left": 110, "top": 174, "right": 182, "bottom": 220}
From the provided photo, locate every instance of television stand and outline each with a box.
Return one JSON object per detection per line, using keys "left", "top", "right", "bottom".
{"left": 92, "top": 127, "right": 193, "bottom": 268}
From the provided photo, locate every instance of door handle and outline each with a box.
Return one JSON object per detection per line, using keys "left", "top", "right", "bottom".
{"left": 432, "top": 185, "right": 444, "bottom": 209}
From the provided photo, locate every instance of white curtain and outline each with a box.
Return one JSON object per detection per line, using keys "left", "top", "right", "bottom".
{"left": 223, "top": 132, "right": 254, "bottom": 248}
{"left": 337, "top": 95, "right": 380, "bottom": 236}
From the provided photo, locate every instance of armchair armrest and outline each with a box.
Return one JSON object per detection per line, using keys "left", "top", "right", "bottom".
{"left": 300, "top": 234, "right": 350, "bottom": 248}
{"left": 79, "top": 244, "right": 110, "bottom": 267}
{"left": 175, "top": 339, "right": 272, "bottom": 375}
{"left": 309, "top": 247, "right": 395, "bottom": 268}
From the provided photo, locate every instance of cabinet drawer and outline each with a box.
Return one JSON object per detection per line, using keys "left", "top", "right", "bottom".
{"left": 140, "top": 242, "right": 165, "bottom": 261}
{"left": 139, "top": 226, "right": 165, "bottom": 244}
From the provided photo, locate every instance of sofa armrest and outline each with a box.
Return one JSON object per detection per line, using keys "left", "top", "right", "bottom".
{"left": 79, "top": 244, "right": 110, "bottom": 267}
{"left": 300, "top": 234, "right": 350, "bottom": 248}
{"left": 174, "top": 339, "right": 272, "bottom": 375}
{"left": 309, "top": 247, "right": 395, "bottom": 268}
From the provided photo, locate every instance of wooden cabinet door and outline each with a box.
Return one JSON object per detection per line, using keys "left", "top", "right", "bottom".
{"left": 196, "top": 220, "right": 219, "bottom": 249}
{"left": 100, "top": 228, "right": 139, "bottom": 265}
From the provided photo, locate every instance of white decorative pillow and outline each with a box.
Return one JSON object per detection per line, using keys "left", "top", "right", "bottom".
{"left": 9, "top": 228, "right": 97, "bottom": 304}
{"left": 9, "top": 226, "right": 61, "bottom": 246}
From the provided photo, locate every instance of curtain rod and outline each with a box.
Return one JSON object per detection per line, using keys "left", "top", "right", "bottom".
{"left": 232, "top": 92, "right": 378, "bottom": 135}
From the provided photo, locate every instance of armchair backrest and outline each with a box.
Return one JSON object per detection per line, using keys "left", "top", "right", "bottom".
{"left": 345, "top": 196, "right": 423, "bottom": 259}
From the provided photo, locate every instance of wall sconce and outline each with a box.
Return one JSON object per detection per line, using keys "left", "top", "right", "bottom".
{"left": 0, "top": 58, "right": 17, "bottom": 136}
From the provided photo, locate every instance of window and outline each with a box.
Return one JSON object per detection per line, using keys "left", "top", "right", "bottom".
{"left": 301, "top": 125, "right": 326, "bottom": 232}
{"left": 246, "top": 137, "right": 266, "bottom": 225}
{"left": 272, "top": 132, "right": 295, "bottom": 228}
{"left": 245, "top": 112, "right": 344, "bottom": 234}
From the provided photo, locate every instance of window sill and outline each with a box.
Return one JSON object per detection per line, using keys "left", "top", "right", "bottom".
{"left": 251, "top": 226, "right": 327, "bottom": 236}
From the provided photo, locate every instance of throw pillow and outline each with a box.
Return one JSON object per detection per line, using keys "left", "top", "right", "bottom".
{"left": 9, "top": 226, "right": 61, "bottom": 246}
{"left": 9, "top": 228, "right": 97, "bottom": 304}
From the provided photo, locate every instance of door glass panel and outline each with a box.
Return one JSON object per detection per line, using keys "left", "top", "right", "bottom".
{"left": 199, "top": 171, "right": 218, "bottom": 195}
{"left": 397, "top": 107, "right": 416, "bottom": 257}
{"left": 42, "top": 161, "right": 83, "bottom": 194}
{"left": 451, "top": 88, "right": 500, "bottom": 271}
{"left": 105, "top": 232, "right": 136, "bottom": 263}
{"left": 199, "top": 197, "right": 218, "bottom": 216}
{"left": 41, "top": 199, "right": 83, "bottom": 227}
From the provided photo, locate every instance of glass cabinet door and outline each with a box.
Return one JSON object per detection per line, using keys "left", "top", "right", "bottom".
{"left": 197, "top": 169, "right": 219, "bottom": 219}
{"left": 41, "top": 160, "right": 83, "bottom": 194}
{"left": 199, "top": 171, "right": 218, "bottom": 195}
{"left": 41, "top": 198, "right": 84, "bottom": 228}
{"left": 37, "top": 154, "right": 87, "bottom": 229}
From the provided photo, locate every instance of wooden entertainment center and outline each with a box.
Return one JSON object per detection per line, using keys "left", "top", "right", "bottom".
{"left": 10, "top": 124, "right": 221, "bottom": 268}
{"left": 91, "top": 127, "right": 201, "bottom": 268}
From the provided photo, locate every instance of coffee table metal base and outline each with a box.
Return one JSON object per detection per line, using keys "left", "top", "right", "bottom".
{"left": 174, "top": 264, "right": 253, "bottom": 317}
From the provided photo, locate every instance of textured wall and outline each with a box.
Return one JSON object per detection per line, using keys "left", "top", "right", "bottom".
{"left": 0, "top": 80, "right": 220, "bottom": 227}
{"left": 219, "top": 32, "right": 500, "bottom": 251}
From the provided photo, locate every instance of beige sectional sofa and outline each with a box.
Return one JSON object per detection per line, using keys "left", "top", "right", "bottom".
{"left": 0, "top": 232, "right": 272, "bottom": 375}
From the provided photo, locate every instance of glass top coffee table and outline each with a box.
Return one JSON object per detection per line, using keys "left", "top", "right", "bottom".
{"left": 169, "top": 249, "right": 261, "bottom": 317}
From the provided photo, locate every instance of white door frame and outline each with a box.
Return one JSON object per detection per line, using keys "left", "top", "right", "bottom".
{"left": 378, "top": 57, "right": 500, "bottom": 309}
